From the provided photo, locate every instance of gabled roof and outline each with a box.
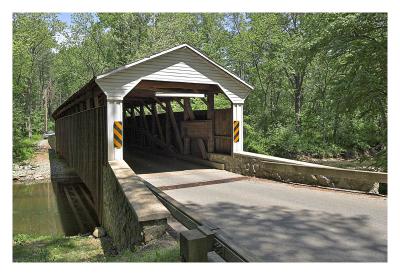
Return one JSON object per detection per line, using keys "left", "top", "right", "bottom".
{"left": 96, "top": 44, "right": 254, "bottom": 91}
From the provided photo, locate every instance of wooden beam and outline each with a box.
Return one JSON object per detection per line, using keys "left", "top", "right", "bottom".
{"left": 183, "top": 99, "right": 195, "bottom": 120}
{"left": 181, "top": 99, "right": 190, "bottom": 154}
{"left": 140, "top": 105, "right": 149, "bottom": 132}
{"left": 155, "top": 92, "right": 205, "bottom": 98}
{"left": 165, "top": 111, "right": 171, "bottom": 145}
{"left": 182, "top": 98, "right": 208, "bottom": 159}
{"left": 176, "top": 99, "right": 190, "bottom": 120}
{"left": 55, "top": 88, "right": 102, "bottom": 118}
{"left": 86, "top": 98, "right": 91, "bottom": 110}
{"left": 151, "top": 103, "right": 165, "bottom": 143}
{"left": 132, "top": 109, "right": 138, "bottom": 141}
{"left": 200, "top": 97, "right": 209, "bottom": 107}
{"left": 154, "top": 97, "right": 168, "bottom": 112}
{"left": 125, "top": 107, "right": 132, "bottom": 116}
{"left": 133, "top": 106, "right": 141, "bottom": 114}
{"left": 207, "top": 94, "right": 215, "bottom": 153}
{"left": 166, "top": 101, "right": 184, "bottom": 153}
{"left": 94, "top": 95, "right": 99, "bottom": 107}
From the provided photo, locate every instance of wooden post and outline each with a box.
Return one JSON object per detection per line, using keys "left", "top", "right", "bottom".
{"left": 182, "top": 99, "right": 191, "bottom": 155}
{"left": 154, "top": 97, "right": 167, "bottom": 112}
{"left": 151, "top": 103, "right": 165, "bottom": 143}
{"left": 183, "top": 99, "right": 195, "bottom": 120}
{"left": 142, "top": 103, "right": 155, "bottom": 148}
{"left": 165, "top": 110, "right": 171, "bottom": 146}
{"left": 94, "top": 95, "right": 99, "bottom": 107}
{"left": 166, "top": 101, "right": 184, "bottom": 153}
{"left": 86, "top": 98, "right": 91, "bottom": 110}
{"left": 207, "top": 94, "right": 215, "bottom": 153}
{"left": 140, "top": 105, "right": 149, "bottom": 146}
{"left": 131, "top": 107, "right": 137, "bottom": 142}
{"left": 150, "top": 106, "right": 156, "bottom": 149}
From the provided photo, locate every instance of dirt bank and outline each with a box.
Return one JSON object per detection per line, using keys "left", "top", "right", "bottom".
{"left": 13, "top": 140, "right": 51, "bottom": 182}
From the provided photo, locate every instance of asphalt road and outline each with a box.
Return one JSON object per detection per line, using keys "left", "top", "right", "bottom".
{"left": 125, "top": 150, "right": 387, "bottom": 262}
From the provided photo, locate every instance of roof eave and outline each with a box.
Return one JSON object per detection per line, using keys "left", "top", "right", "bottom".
{"left": 51, "top": 77, "right": 97, "bottom": 119}
{"left": 96, "top": 44, "right": 254, "bottom": 92}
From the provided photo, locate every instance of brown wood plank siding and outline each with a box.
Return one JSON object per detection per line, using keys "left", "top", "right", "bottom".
{"left": 55, "top": 106, "right": 107, "bottom": 221}
{"left": 126, "top": 108, "right": 232, "bottom": 156}
{"left": 214, "top": 108, "right": 232, "bottom": 154}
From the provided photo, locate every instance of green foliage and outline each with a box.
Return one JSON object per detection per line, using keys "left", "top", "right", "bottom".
{"left": 13, "top": 134, "right": 41, "bottom": 163}
{"left": 244, "top": 123, "right": 344, "bottom": 159}
{"left": 13, "top": 12, "right": 387, "bottom": 170}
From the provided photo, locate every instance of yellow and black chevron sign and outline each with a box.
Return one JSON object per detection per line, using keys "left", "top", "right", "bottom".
{"left": 233, "top": 120, "right": 239, "bottom": 143}
{"left": 113, "top": 121, "right": 123, "bottom": 149}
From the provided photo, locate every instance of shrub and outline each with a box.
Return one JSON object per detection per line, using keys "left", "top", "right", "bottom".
{"left": 13, "top": 134, "right": 41, "bottom": 163}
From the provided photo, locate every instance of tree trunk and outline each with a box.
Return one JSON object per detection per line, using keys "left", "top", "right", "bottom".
{"left": 44, "top": 87, "right": 48, "bottom": 132}
{"left": 27, "top": 78, "right": 33, "bottom": 139}
{"left": 294, "top": 74, "right": 303, "bottom": 133}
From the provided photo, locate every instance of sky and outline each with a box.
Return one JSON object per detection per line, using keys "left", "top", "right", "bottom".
{"left": 57, "top": 13, "right": 72, "bottom": 26}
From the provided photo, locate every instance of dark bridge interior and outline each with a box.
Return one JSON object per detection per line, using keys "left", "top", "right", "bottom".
{"left": 122, "top": 80, "right": 233, "bottom": 161}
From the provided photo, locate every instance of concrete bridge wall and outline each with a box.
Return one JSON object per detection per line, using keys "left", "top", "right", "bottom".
{"left": 102, "top": 160, "right": 169, "bottom": 251}
{"left": 209, "top": 152, "right": 386, "bottom": 194}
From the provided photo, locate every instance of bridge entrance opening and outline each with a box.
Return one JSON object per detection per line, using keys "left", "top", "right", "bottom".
{"left": 122, "top": 80, "right": 234, "bottom": 162}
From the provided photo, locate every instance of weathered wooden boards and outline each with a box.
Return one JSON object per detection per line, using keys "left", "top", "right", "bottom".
{"left": 166, "top": 101, "right": 184, "bottom": 153}
{"left": 53, "top": 81, "right": 104, "bottom": 119}
{"left": 55, "top": 106, "right": 107, "bottom": 222}
{"left": 125, "top": 95, "right": 232, "bottom": 159}
{"left": 214, "top": 108, "right": 232, "bottom": 154}
{"left": 181, "top": 98, "right": 208, "bottom": 159}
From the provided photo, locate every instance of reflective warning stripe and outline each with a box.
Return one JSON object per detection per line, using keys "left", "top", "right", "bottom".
{"left": 113, "top": 128, "right": 122, "bottom": 140}
{"left": 114, "top": 121, "right": 123, "bottom": 149}
{"left": 233, "top": 120, "right": 239, "bottom": 143}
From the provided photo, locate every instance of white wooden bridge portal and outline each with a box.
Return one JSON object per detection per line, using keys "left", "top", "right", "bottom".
{"left": 51, "top": 44, "right": 387, "bottom": 262}
{"left": 52, "top": 44, "right": 252, "bottom": 223}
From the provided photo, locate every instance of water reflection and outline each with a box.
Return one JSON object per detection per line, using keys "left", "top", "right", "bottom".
{"left": 13, "top": 149, "right": 98, "bottom": 236}
{"left": 13, "top": 181, "right": 82, "bottom": 236}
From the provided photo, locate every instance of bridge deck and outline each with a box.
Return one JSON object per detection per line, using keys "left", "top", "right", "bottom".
{"left": 125, "top": 150, "right": 387, "bottom": 262}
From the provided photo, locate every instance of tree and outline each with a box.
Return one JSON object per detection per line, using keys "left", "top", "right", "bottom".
{"left": 12, "top": 12, "right": 387, "bottom": 169}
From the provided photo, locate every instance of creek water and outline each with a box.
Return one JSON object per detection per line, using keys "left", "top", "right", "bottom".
{"left": 13, "top": 180, "right": 82, "bottom": 236}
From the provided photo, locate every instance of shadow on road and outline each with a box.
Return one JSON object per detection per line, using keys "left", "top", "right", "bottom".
{"left": 183, "top": 201, "right": 387, "bottom": 262}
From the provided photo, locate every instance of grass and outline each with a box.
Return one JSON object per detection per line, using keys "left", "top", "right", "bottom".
{"left": 13, "top": 233, "right": 181, "bottom": 262}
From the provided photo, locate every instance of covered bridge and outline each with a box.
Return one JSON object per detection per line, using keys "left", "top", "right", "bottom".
{"left": 52, "top": 44, "right": 254, "bottom": 227}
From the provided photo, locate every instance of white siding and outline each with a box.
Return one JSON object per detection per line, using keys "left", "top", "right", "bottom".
{"left": 96, "top": 47, "right": 251, "bottom": 103}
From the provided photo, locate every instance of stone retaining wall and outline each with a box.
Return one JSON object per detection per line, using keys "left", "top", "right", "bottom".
{"left": 48, "top": 134, "right": 56, "bottom": 150}
{"left": 209, "top": 152, "right": 383, "bottom": 194}
{"left": 102, "top": 160, "right": 170, "bottom": 251}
